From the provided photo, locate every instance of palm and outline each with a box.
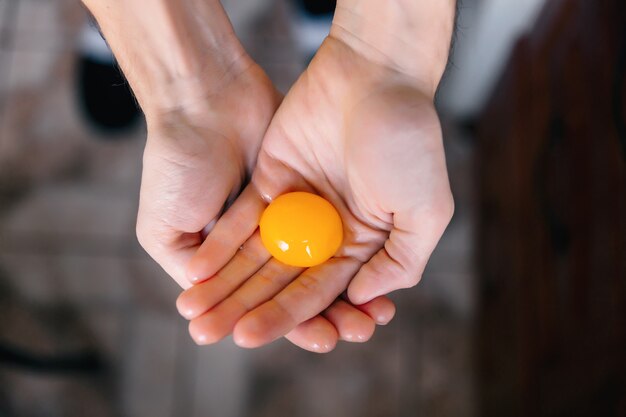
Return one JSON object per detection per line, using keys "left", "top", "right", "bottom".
{"left": 253, "top": 38, "right": 453, "bottom": 303}
{"left": 181, "top": 38, "right": 452, "bottom": 349}
{"left": 253, "top": 46, "right": 392, "bottom": 280}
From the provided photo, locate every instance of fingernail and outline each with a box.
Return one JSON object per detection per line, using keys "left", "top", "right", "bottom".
{"left": 234, "top": 334, "right": 251, "bottom": 348}
{"left": 175, "top": 295, "right": 194, "bottom": 319}
{"left": 311, "top": 333, "right": 335, "bottom": 353}
{"left": 185, "top": 265, "right": 200, "bottom": 282}
{"left": 186, "top": 261, "right": 205, "bottom": 284}
{"left": 193, "top": 333, "right": 208, "bottom": 345}
{"left": 311, "top": 342, "right": 333, "bottom": 353}
{"left": 179, "top": 309, "right": 195, "bottom": 320}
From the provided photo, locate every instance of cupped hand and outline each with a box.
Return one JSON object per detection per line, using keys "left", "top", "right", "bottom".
{"left": 136, "top": 57, "right": 277, "bottom": 288}
{"left": 135, "top": 51, "right": 395, "bottom": 352}
{"left": 180, "top": 37, "right": 453, "bottom": 350}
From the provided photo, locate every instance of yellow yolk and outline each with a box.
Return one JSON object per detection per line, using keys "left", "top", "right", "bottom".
{"left": 259, "top": 192, "right": 343, "bottom": 267}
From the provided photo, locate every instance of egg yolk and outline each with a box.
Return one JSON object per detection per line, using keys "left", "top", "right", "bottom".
{"left": 259, "top": 192, "right": 343, "bottom": 267}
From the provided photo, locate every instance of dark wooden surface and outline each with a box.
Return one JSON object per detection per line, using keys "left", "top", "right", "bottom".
{"left": 478, "top": 0, "right": 626, "bottom": 415}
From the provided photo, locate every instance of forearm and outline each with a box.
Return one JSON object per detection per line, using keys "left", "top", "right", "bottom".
{"left": 81, "top": 0, "right": 246, "bottom": 116}
{"left": 331, "top": 0, "right": 457, "bottom": 96}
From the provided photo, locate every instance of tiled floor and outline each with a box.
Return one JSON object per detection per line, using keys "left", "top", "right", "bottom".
{"left": 0, "top": 1, "right": 477, "bottom": 416}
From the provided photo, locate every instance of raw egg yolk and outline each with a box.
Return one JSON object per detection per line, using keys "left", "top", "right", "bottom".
{"left": 259, "top": 192, "right": 343, "bottom": 267}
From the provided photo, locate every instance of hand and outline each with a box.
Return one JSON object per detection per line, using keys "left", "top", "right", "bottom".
{"left": 84, "top": 0, "right": 400, "bottom": 352}
{"left": 179, "top": 37, "right": 453, "bottom": 349}
{"left": 136, "top": 45, "right": 396, "bottom": 352}
{"left": 135, "top": 56, "right": 276, "bottom": 288}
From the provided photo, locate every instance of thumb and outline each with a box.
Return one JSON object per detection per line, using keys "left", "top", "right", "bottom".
{"left": 347, "top": 205, "right": 453, "bottom": 305}
{"left": 343, "top": 86, "right": 454, "bottom": 304}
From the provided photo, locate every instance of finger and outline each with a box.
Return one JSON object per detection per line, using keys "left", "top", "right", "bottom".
{"left": 251, "top": 148, "right": 313, "bottom": 203}
{"left": 188, "top": 259, "right": 303, "bottom": 345}
{"left": 284, "top": 298, "right": 390, "bottom": 352}
{"left": 147, "top": 244, "right": 198, "bottom": 290}
{"left": 351, "top": 295, "right": 396, "bottom": 325}
{"left": 323, "top": 299, "right": 375, "bottom": 343}
{"left": 284, "top": 316, "right": 338, "bottom": 353}
{"left": 176, "top": 231, "right": 270, "bottom": 319}
{"left": 136, "top": 216, "right": 204, "bottom": 290}
{"left": 348, "top": 208, "right": 452, "bottom": 305}
{"left": 186, "top": 184, "right": 267, "bottom": 284}
{"left": 233, "top": 257, "right": 361, "bottom": 348}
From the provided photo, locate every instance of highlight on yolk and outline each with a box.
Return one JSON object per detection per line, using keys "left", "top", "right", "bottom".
{"left": 259, "top": 192, "right": 343, "bottom": 268}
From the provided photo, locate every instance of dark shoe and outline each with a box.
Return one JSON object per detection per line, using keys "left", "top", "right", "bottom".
{"left": 294, "top": 0, "right": 336, "bottom": 16}
{"left": 76, "top": 22, "right": 140, "bottom": 136}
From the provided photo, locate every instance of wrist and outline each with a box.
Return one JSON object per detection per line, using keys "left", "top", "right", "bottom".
{"left": 82, "top": 0, "right": 248, "bottom": 115}
{"left": 331, "top": 0, "right": 456, "bottom": 97}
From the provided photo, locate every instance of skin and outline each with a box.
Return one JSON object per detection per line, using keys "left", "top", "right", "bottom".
{"left": 181, "top": 1, "right": 456, "bottom": 350}
{"left": 82, "top": 0, "right": 397, "bottom": 352}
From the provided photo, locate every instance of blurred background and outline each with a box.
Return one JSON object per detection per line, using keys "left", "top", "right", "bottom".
{"left": 0, "top": 0, "right": 623, "bottom": 416}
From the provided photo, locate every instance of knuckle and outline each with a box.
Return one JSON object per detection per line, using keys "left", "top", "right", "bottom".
{"left": 273, "top": 298, "right": 300, "bottom": 327}
{"left": 253, "top": 269, "right": 275, "bottom": 288}
{"left": 443, "top": 194, "right": 455, "bottom": 221}
{"left": 368, "top": 251, "right": 401, "bottom": 278}
{"left": 237, "top": 246, "right": 266, "bottom": 267}
{"left": 432, "top": 193, "right": 455, "bottom": 224}
{"left": 135, "top": 217, "right": 164, "bottom": 258}
{"left": 295, "top": 273, "right": 321, "bottom": 294}
{"left": 229, "top": 293, "right": 252, "bottom": 313}
{"left": 135, "top": 220, "right": 150, "bottom": 250}
{"left": 401, "top": 272, "right": 422, "bottom": 289}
